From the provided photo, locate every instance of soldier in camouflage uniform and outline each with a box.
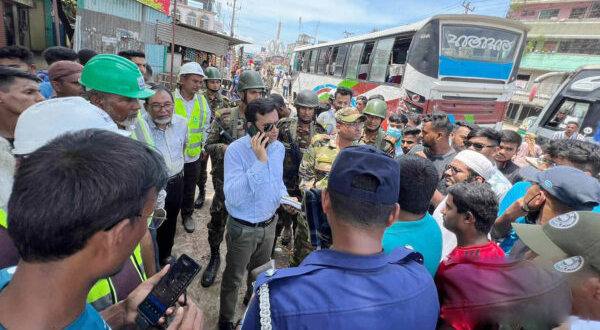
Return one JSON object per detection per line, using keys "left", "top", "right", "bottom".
{"left": 290, "top": 107, "right": 365, "bottom": 266}
{"left": 201, "top": 70, "right": 265, "bottom": 288}
{"left": 274, "top": 90, "right": 319, "bottom": 249}
{"left": 195, "top": 67, "right": 231, "bottom": 209}
{"left": 358, "top": 99, "right": 396, "bottom": 158}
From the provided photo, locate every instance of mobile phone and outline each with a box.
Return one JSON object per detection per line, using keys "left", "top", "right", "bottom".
{"left": 246, "top": 123, "right": 269, "bottom": 148}
{"left": 137, "top": 254, "right": 201, "bottom": 326}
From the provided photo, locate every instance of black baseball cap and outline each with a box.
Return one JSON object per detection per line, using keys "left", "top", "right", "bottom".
{"left": 519, "top": 166, "right": 600, "bottom": 211}
{"left": 328, "top": 145, "right": 399, "bottom": 205}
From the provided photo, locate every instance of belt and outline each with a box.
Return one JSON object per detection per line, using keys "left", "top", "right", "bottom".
{"left": 168, "top": 171, "right": 183, "bottom": 181}
{"left": 231, "top": 215, "right": 275, "bottom": 228}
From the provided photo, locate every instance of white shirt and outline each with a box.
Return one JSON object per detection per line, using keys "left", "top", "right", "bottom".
{"left": 174, "top": 90, "right": 212, "bottom": 163}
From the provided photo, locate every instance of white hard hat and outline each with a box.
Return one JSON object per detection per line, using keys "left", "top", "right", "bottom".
{"left": 178, "top": 62, "right": 205, "bottom": 77}
{"left": 12, "top": 97, "right": 130, "bottom": 155}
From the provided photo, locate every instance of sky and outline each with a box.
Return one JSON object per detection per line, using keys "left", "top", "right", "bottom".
{"left": 213, "top": 0, "right": 513, "bottom": 54}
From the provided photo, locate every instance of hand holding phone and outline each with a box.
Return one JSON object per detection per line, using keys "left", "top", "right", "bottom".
{"left": 250, "top": 131, "right": 269, "bottom": 163}
{"left": 136, "top": 254, "right": 201, "bottom": 327}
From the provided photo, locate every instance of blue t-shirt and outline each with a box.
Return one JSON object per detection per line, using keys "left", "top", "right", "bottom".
{"left": 497, "top": 181, "right": 600, "bottom": 254}
{"left": 0, "top": 267, "right": 111, "bottom": 330}
{"left": 38, "top": 82, "right": 54, "bottom": 99}
{"left": 382, "top": 213, "right": 442, "bottom": 276}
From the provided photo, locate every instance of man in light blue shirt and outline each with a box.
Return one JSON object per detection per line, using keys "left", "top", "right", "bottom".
{"left": 219, "top": 98, "right": 297, "bottom": 330}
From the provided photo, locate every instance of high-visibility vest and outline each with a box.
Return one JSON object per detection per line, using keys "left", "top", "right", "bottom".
{"left": 174, "top": 92, "right": 209, "bottom": 158}
{"left": 87, "top": 243, "right": 147, "bottom": 311}
{"left": 131, "top": 111, "right": 154, "bottom": 147}
{"left": 0, "top": 209, "right": 6, "bottom": 229}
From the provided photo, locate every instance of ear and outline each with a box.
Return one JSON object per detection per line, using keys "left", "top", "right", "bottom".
{"left": 321, "top": 188, "right": 332, "bottom": 214}
{"left": 89, "top": 93, "right": 103, "bottom": 106}
{"left": 92, "top": 218, "right": 132, "bottom": 259}
{"left": 474, "top": 176, "right": 485, "bottom": 183}
{"left": 50, "top": 80, "right": 61, "bottom": 92}
{"left": 29, "top": 64, "right": 37, "bottom": 73}
{"left": 536, "top": 190, "right": 547, "bottom": 207}
{"left": 386, "top": 203, "right": 400, "bottom": 228}
{"left": 463, "top": 211, "right": 475, "bottom": 225}
{"left": 246, "top": 121, "right": 252, "bottom": 130}
{"left": 590, "top": 276, "right": 600, "bottom": 302}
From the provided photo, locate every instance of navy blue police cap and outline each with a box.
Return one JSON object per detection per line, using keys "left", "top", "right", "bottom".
{"left": 328, "top": 145, "right": 399, "bottom": 205}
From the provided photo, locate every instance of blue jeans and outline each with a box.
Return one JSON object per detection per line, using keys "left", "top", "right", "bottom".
{"left": 283, "top": 86, "right": 289, "bottom": 98}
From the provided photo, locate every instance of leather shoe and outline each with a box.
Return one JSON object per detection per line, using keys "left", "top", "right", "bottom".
{"left": 201, "top": 249, "right": 220, "bottom": 287}
{"left": 194, "top": 196, "right": 204, "bottom": 209}
{"left": 183, "top": 216, "right": 195, "bottom": 233}
{"left": 218, "top": 321, "right": 234, "bottom": 330}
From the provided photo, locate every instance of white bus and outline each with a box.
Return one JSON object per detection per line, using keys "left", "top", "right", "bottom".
{"left": 290, "top": 14, "right": 529, "bottom": 125}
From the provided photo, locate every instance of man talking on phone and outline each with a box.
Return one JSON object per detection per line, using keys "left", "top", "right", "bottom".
{"left": 219, "top": 98, "right": 297, "bottom": 330}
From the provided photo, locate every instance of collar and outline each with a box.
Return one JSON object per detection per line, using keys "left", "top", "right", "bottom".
{"left": 300, "top": 248, "right": 392, "bottom": 270}
{"left": 175, "top": 89, "right": 197, "bottom": 102}
{"left": 499, "top": 160, "right": 513, "bottom": 170}
{"left": 144, "top": 113, "right": 172, "bottom": 129}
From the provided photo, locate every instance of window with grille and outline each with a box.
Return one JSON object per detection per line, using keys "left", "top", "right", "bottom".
{"left": 569, "top": 7, "right": 587, "bottom": 19}
{"left": 539, "top": 9, "right": 560, "bottom": 19}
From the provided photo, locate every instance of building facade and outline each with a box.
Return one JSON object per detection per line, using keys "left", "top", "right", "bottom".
{"left": 173, "top": 0, "right": 216, "bottom": 31}
{"left": 506, "top": 0, "right": 600, "bottom": 124}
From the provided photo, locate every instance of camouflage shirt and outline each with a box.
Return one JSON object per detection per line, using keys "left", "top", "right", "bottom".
{"left": 299, "top": 134, "right": 357, "bottom": 191}
{"left": 204, "top": 106, "right": 247, "bottom": 178}
{"left": 277, "top": 117, "right": 316, "bottom": 194}
{"left": 358, "top": 128, "right": 396, "bottom": 158}
{"left": 203, "top": 91, "right": 230, "bottom": 121}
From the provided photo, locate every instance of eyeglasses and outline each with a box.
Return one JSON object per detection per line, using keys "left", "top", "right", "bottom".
{"left": 103, "top": 208, "right": 167, "bottom": 231}
{"left": 262, "top": 123, "right": 276, "bottom": 132}
{"left": 445, "top": 164, "right": 463, "bottom": 175}
{"left": 338, "top": 121, "right": 364, "bottom": 128}
{"left": 149, "top": 102, "right": 174, "bottom": 112}
{"left": 464, "top": 140, "right": 496, "bottom": 151}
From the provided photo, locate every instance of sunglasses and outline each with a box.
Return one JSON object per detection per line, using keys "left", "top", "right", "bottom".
{"left": 261, "top": 123, "right": 276, "bottom": 132}
{"left": 337, "top": 121, "right": 364, "bottom": 128}
{"left": 444, "top": 164, "right": 463, "bottom": 175}
{"left": 103, "top": 207, "right": 167, "bottom": 231}
{"left": 464, "top": 140, "right": 496, "bottom": 151}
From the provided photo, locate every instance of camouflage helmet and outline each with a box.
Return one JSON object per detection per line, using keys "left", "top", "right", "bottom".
{"left": 204, "top": 67, "right": 222, "bottom": 80}
{"left": 363, "top": 99, "right": 387, "bottom": 119}
{"left": 294, "top": 89, "right": 319, "bottom": 108}
{"left": 237, "top": 70, "right": 265, "bottom": 92}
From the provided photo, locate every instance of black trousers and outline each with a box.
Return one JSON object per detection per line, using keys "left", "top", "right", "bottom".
{"left": 157, "top": 174, "right": 184, "bottom": 261}
{"left": 181, "top": 159, "right": 199, "bottom": 219}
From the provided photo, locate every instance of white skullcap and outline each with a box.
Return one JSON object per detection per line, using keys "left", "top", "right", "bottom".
{"left": 453, "top": 150, "right": 495, "bottom": 181}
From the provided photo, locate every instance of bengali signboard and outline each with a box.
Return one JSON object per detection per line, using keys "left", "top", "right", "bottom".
{"left": 136, "top": 0, "right": 171, "bottom": 15}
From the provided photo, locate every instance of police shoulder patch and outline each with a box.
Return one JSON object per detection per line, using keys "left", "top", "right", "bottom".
{"left": 554, "top": 256, "right": 585, "bottom": 273}
{"left": 549, "top": 211, "right": 579, "bottom": 229}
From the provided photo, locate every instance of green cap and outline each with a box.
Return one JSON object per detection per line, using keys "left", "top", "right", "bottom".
{"left": 204, "top": 67, "right": 221, "bottom": 80}
{"left": 294, "top": 89, "right": 319, "bottom": 108}
{"left": 80, "top": 54, "right": 154, "bottom": 99}
{"left": 238, "top": 70, "right": 265, "bottom": 92}
{"left": 335, "top": 107, "right": 367, "bottom": 123}
{"left": 363, "top": 99, "right": 387, "bottom": 119}
{"left": 513, "top": 211, "right": 600, "bottom": 274}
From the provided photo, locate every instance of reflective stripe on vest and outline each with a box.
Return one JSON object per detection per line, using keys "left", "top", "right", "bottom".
{"left": 0, "top": 209, "right": 6, "bottom": 228}
{"left": 131, "top": 111, "right": 154, "bottom": 147}
{"left": 87, "top": 243, "right": 146, "bottom": 311}
{"left": 174, "top": 93, "right": 209, "bottom": 158}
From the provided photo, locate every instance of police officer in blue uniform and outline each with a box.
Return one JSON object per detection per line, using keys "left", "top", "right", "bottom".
{"left": 241, "top": 145, "right": 440, "bottom": 330}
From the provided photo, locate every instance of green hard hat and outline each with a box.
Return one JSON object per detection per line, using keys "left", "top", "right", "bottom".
{"left": 294, "top": 89, "right": 319, "bottom": 108}
{"left": 237, "top": 70, "right": 264, "bottom": 92}
{"left": 363, "top": 99, "right": 387, "bottom": 119}
{"left": 79, "top": 54, "right": 155, "bottom": 99}
{"left": 204, "top": 67, "right": 221, "bottom": 80}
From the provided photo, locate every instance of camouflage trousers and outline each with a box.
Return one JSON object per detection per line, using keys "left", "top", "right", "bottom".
{"left": 196, "top": 155, "right": 208, "bottom": 192}
{"left": 207, "top": 174, "right": 228, "bottom": 248}
{"left": 290, "top": 212, "right": 315, "bottom": 267}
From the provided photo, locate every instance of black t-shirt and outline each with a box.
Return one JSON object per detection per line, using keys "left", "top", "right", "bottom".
{"left": 499, "top": 160, "right": 522, "bottom": 184}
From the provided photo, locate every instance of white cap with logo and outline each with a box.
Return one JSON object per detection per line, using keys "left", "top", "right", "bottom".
{"left": 178, "top": 62, "right": 205, "bottom": 77}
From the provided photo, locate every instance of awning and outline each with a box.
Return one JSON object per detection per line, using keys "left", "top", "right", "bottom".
{"left": 520, "top": 53, "right": 600, "bottom": 72}
{"left": 156, "top": 21, "right": 248, "bottom": 56}
{"left": 11, "top": 0, "right": 34, "bottom": 7}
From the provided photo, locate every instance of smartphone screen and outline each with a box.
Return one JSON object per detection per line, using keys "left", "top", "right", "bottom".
{"left": 137, "top": 254, "right": 201, "bottom": 325}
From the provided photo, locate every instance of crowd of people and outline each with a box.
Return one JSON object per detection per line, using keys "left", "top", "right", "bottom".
{"left": 0, "top": 43, "right": 599, "bottom": 330}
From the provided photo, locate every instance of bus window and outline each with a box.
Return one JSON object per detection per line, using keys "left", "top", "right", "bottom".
{"left": 328, "top": 46, "right": 339, "bottom": 75}
{"left": 346, "top": 42, "right": 363, "bottom": 80}
{"left": 334, "top": 44, "right": 349, "bottom": 77}
{"left": 370, "top": 38, "right": 394, "bottom": 83}
{"left": 386, "top": 37, "right": 412, "bottom": 84}
{"left": 543, "top": 99, "right": 591, "bottom": 130}
{"left": 358, "top": 41, "right": 375, "bottom": 80}
{"left": 310, "top": 50, "right": 319, "bottom": 73}
{"left": 292, "top": 52, "right": 299, "bottom": 71}
{"left": 302, "top": 51, "right": 311, "bottom": 72}
{"left": 406, "top": 20, "right": 439, "bottom": 79}
{"left": 317, "top": 47, "right": 330, "bottom": 74}
{"left": 441, "top": 25, "right": 520, "bottom": 63}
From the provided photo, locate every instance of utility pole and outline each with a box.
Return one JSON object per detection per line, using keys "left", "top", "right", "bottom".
{"left": 228, "top": 0, "right": 241, "bottom": 37}
{"left": 170, "top": 0, "right": 177, "bottom": 91}
{"left": 462, "top": 1, "right": 475, "bottom": 14}
{"left": 52, "top": 0, "right": 61, "bottom": 46}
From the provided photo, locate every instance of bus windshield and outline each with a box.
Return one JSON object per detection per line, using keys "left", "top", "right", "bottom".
{"left": 441, "top": 25, "right": 520, "bottom": 63}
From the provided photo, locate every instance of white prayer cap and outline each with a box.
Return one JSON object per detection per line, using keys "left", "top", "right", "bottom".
{"left": 453, "top": 150, "right": 495, "bottom": 181}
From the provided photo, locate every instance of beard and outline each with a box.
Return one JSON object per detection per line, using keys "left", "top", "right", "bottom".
{"left": 115, "top": 115, "right": 137, "bottom": 128}
{"left": 154, "top": 117, "right": 172, "bottom": 125}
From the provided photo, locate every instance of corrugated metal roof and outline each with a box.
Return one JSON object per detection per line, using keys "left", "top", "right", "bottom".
{"left": 156, "top": 21, "right": 245, "bottom": 56}
{"left": 145, "top": 44, "right": 165, "bottom": 73}
{"left": 81, "top": 0, "right": 142, "bottom": 21}
{"left": 520, "top": 53, "right": 600, "bottom": 72}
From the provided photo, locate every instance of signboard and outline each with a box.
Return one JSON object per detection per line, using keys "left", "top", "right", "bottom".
{"left": 136, "top": 0, "right": 171, "bottom": 15}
